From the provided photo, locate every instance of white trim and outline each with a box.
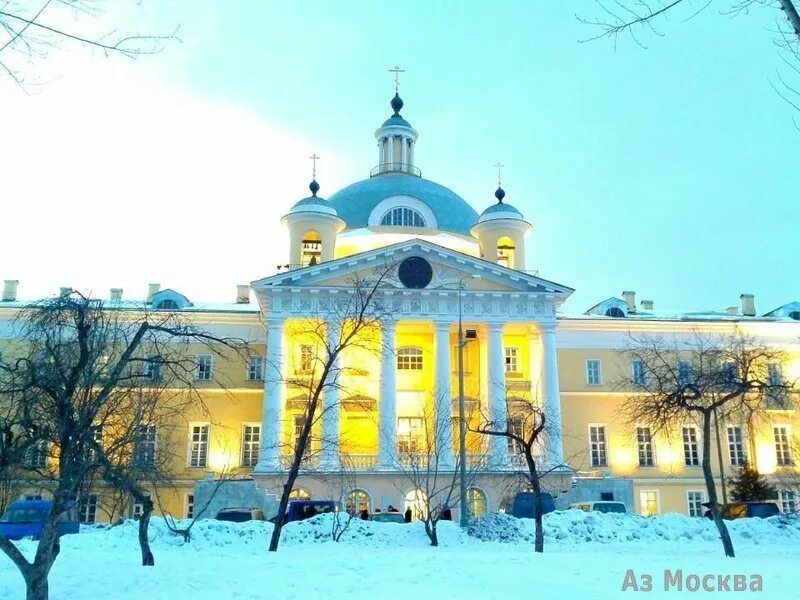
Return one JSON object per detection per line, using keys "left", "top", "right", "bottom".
{"left": 367, "top": 196, "right": 438, "bottom": 229}
{"left": 686, "top": 489, "right": 706, "bottom": 517}
{"left": 187, "top": 422, "right": 210, "bottom": 468}
{"left": 241, "top": 422, "right": 262, "bottom": 468}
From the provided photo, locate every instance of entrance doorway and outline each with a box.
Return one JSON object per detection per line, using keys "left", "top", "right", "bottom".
{"left": 404, "top": 489, "right": 428, "bottom": 521}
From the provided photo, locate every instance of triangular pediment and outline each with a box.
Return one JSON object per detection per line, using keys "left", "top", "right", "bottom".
{"left": 251, "top": 239, "right": 573, "bottom": 297}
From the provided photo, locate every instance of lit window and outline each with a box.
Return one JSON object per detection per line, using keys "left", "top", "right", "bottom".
{"left": 289, "top": 488, "right": 311, "bottom": 501}
{"left": 397, "top": 347, "right": 423, "bottom": 371}
{"left": 380, "top": 207, "right": 426, "bottom": 227}
{"left": 299, "top": 345, "right": 314, "bottom": 373}
{"left": 636, "top": 426, "right": 655, "bottom": 467}
{"left": 632, "top": 360, "right": 646, "bottom": 385}
{"left": 188, "top": 424, "right": 209, "bottom": 468}
{"left": 589, "top": 425, "right": 608, "bottom": 467}
{"left": 586, "top": 359, "right": 602, "bottom": 385}
{"left": 504, "top": 347, "right": 518, "bottom": 373}
{"left": 687, "top": 491, "right": 705, "bottom": 517}
{"left": 397, "top": 417, "right": 424, "bottom": 454}
{"left": 242, "top": 424, "right": 261, "bottom": 467}
{"left": 727, "top": 425, "right": 746, "bottom": 466}
{"left": 185, "top": 493, "right": 195, "bottom": 519}
{"left": 682, "top": 426, "right": 700, "bottom": 467}
{"left": 195, "top": 355, "right": 213, "bottom": 381}
{"left": 134, "top": 425, "right": 157, "bottom": 468}
{"left": 497, "top": 240, "right": 515, "bottom": 269}
{"left": 248, "top": 356, "right": 265, "bottom": 381}
{"left": 639, "top": 490, "right": 659, "bottom": 516}
{"left": 301, "top": 236, "right": 322, "bottom": 268}
{"left": 774, "top": 425, "right": 793, "bottom": 466}
{"left": 466, "top": 488, "right": 487, "bottom": 520}
{"left": 779, "top": 490, "right": 797, "bottom": 514}
{"left": 345, "top": 489, "right": 372, "bottom": 515}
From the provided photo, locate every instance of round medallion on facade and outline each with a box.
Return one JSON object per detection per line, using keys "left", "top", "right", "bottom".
{"left": 398, "top": 256, "right": 433, "bottom": 289}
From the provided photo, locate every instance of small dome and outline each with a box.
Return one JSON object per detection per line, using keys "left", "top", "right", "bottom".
{"left": 288, "top": 180, "right": 339, "bottom": 216}
{"left": 477, "top": 187, "right": 525, "bottom": 223}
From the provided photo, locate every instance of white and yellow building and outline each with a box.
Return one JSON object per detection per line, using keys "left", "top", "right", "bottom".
{"left": 2, "top": 90, "right": 799, "bottom": 523}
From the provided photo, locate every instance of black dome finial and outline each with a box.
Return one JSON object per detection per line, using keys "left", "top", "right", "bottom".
{"left": 495, "top": 186, "right": 506, "bottom": 203}
{"left": 391, "top": 92, "right": 404, "bottom": 115}
{"left": 309, "top": 179, "right": 320, "bottom": 196}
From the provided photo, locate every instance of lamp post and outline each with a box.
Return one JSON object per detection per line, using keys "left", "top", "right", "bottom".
{"left": 456, "top": 275, "right": 479, "bottom": 527}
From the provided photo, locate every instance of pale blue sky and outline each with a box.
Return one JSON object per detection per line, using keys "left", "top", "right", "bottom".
{"left": 3, "top": 1, "right": 797, "bottom": 314}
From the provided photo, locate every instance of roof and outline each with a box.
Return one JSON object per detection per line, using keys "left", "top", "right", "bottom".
{"left": 478, "top": 202, "right": 524, "bottom": 223}
{"left": 327, "top": 173, "right": 479, "bottom": 235}
{"left": 381, "top": 114, "right": 412, "bottom": 128}
{"left": 289, "top": 195, "right": 338, "bottom": 216}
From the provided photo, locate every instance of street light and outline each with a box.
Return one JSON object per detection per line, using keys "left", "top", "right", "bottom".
{"left": 457, "top": 275, "right": 480, "bottom": 527}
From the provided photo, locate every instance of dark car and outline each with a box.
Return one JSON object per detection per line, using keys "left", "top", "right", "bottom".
{"left": 215, "top": 508, "right": 266, "bottom": 523}
{"left": 703, "top": 501, "right": 780, "bottom": 520}
{"left": 371, "top": 512, "right": 405, "bottom": 523}
{"left": 0, "top": 500, "right": 80, "bottom": 541}
{"left": 286, "top": 500, "right": 335, "bottom": 522}
{"left": 511, "top": 492, "right": 556, "bottom": 519}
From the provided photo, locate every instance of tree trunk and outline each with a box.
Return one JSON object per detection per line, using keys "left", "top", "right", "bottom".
{"left": 424, "top": 518, "right": 438, "bottom": 547}
{"left": 702, "top": 412, "right": 735, "bottom": 558}
{"left": 778, "top": 0, "right": 800, "bottom": 39}
{"left": 138, "top": 506, "right": 155, "bottom": 566}
{"left": 525, "top": 448, "right": 544, "bottom": 553}
{"left": 23, "top": 563, "right": 49, "bottom": 600}
{"left": 269, "top": 467, "right": 300, "bottom": 552}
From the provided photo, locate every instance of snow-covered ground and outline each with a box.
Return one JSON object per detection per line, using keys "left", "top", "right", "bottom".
{"left": 2, "top": 511, "right": 799, "bottom": 599}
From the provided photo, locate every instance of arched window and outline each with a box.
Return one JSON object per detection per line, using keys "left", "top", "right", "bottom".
{"left": 345, "top": 488, "right": 372, "bottom": 515}
{"left": 466, "top": 488, "right": 487, "bottom": 521}
{"left": 605, "top": 307, "right": 626, "bottom": 318}
{"left": 380, "top": 207, "right": 426, "bottom": 227}
{"left": 404, "top": 489, "right": 428, "bottom": 520}
{"left": 301, "top": 231, "right": 322, "bottom": 268}
{"left": 289, "top": 488, "right": 311, "bottom": 501}
{"left": 156, "top": 299, "right": 179, "bottom": 310}
{"left": 397, "top": 347, "right": 423, "bottom": 370}
{"left": 497, "top": 237, "right": 515, "bottom": 269}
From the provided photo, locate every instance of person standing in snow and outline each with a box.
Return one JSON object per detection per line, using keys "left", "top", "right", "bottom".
{"left": 404, "top": 508, "right": 412, "bottom": 523}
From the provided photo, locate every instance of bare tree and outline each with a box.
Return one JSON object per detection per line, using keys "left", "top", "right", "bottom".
{"left": 0, "top": 1, "right": 177, "bottom": 87}
{"left": 619, "top": 330, "right": 797, "bottom": 558}
{"left": 267, "top": 267, "right": 394, "bottom": 552}
{"left": 0, "top": 292, "right": 246, "bottom": 600}
{"left": 325, "top": 458, "right": 359, "bottom": 542}
{"left": 162, "top": 468, "right": 233, "bottom": 543}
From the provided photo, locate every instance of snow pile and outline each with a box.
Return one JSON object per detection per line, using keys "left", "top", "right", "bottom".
{"left": 466, "top": 510, "right": 800, "bottom": 548}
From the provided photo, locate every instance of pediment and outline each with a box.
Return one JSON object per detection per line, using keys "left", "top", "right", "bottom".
{"left": 251, "top": 239, "right": 573, "bottom": 297}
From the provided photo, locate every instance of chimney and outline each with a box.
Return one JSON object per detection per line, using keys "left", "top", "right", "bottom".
{"left": 147, "top": 283, "right": 160, "bottom": 302}
{"left": 640, "top": 299, "right": 654, "bottom": 311}
{"left": 740, "top": 293, "right": 756, "bottom": 317}
{"left": 110, "top": 288, "right": 123, "bottom": 301}
{"left": 236, "top": 284, "right": 250, "bottom": 304}
{"left": 59, "top": 286, "right": 72, "bottom": 297}
{"left": 2, "top": 280, "right": 18, "bottom": 302}
{"left": 725, "top": 306, "right": 739, "bottom": 315}
{"left": 622, "top": 291, "right": 636, "bottom": 314}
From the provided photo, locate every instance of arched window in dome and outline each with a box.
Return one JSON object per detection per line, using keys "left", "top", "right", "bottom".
{"left": 156, "top": 299, "right": 179, "bottom": 310}
{"left": 300, "top": 231, "right": 322, "bottom": 268}
{"left": 789, "top": 311, "right": 800, "bottom": 321}
{"left": 605, "top": 307, "right": 626, "bottom": 318}
{"left": 380, "top": 207, "right": 426, "bottom": 228}
{"left": 497, "top": 237, "right": 516, "bottom": 269}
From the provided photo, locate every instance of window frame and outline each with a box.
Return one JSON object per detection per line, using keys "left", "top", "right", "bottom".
{"left": 185, "top": 493, "right": 195, "bottom": 519}
{"left": 379, "top": 206, "right": 427, "bottom": 228}
{"left": 727, "top": 424, "right": 747, "bottom": 467}
{"left": 681, "top": 425, "right": 700, "bottom": 467}
{"left": 397, "top": 347, "right": 424, "bottom": 371}
{"left": 248, "top": 355, "right": 265, "bottom": 381}
{"left": 686, "top": 490, "right": 706, "bottom": 517}
{"left": 187, "top": 422, "right": 210, "bottom": 468}
{"left": 585, "top": 359, "right": 602, "bottom": 385}
{"left": 631, "top": 360, "right": 646, "bottom": 386}
{"left": 25, "top": 439, "right": 49, "bottom": 470}
{"left": 504, "top": 346, "right": 519, "bottom": 373}
{"left": 588, "top": 423, "right": 609, "bottom": 468}
{"left": 639, "top": 489, "right": 660, "bottom": 516}
{"left": 241, "top": 422, "right": 262, "bottom": 468}
{"left": 778, "top": 489, "right": 797, "bottom": 514}
{"left": 773, "top": 424, "right": 793, "bottom": 467}
{"left": 134, "top": 424, "right": 158, "bottom": 469}
{"left": 636, "top": 425, "right": 656, "bottom": 467}
{"left": 677, "top": 360, "right": 693, "bottom": 386}
{"left": 79, "top": 494, "right": 98, "bottom": 524}
{"left": 195, "top": 354, "right": 213, "bottom": 381}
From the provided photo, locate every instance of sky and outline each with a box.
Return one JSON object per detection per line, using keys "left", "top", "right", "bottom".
{"left": 0, "top": 1, "right": 798, "bottom": 315}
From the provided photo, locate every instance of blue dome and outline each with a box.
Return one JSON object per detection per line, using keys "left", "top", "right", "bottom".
{"left": 481, "top": 202, "right": 521, "bottom": 216}
{"left": 382, "top": 114, "right": 412, "bottom": 128}
{"left": 328, "top": 173, "right": 479, "bottom": 235}
{"left": 289, "top": 195, "right": 338, "bottom": 216}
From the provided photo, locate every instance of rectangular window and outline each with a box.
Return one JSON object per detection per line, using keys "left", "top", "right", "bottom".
{"left": 682, "top": 426, "right": 700, "bottom": 467}
{"left": 397, "top": 347, "right": 423, "bottom": 371}
{"left": 768, "top": 363, "right": 783, "bottom": 387}
{"left": 185, "top": 493, "right": 195, "bottom": 519}
{"left": 631, "top": 360, "right": 646, "bottom": 385}
{"left": 678, "top": 360, "right": 693, "bottom": 385}
{"left": 248, "top": 356, "right": 265, "bottom": 381}
{"left": 242, "top": 424, "right": 261, "bottom": 467}
{"left": 397, "top": 417, "right": 424, "bottom": 454}
{"left": 195, "top": 355, "right": 213, "bottom": 381}
{"left": 79, "top": 494, "right": 98, "bottom": 524}
{"left": 636, "top": 426, "right": 655, "bottom": 467}
{"left": 779, "top": 490, "right": 797, "bottom": 514}
{"left": 188, "top": 424, "right": 209, "bottom": 468}
{"left": 586, "top": 359, "right": 602, "bottom": 385}
{"left": 774, "top": 425, "right": 793, "bottom": 466}
{"left": 25, "top": 440, "right": 48, "bottom": 469}
{"left": 507, "top": 415, "right": 526, "bottom": 455}
{"left": 135, "top": 425, "right": 157, "bottom": 468}
{"left": 293, "top": 415, "right": 307, "bottom": 451}
{"left": 132, "top": 493, "right": 151, "bottom": 519}
{"left": 504, "top": 347, "right": 518, "bottom": 373}
{"left": 141, "top": 357, "right": 162, "bottom": 381}
{"left": 299, "top": 345, "right": 314, "bottom": 373}
{"left": 639, "top": 490, "right": 659, "bottom": 516}
{"left": 589, "top": 425, "right": 608, "bottom": 467}
{"left": 687, "top": 490, "right": 706, "bottom": 517}
{"left": 85, "top": 426, "right": 103, "bottom": 463}
{"left": 727, "top": 425, "right": 746, "bottom": 466}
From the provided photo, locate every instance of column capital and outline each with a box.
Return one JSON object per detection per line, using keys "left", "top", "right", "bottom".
{"left": 487, "top": 321, "right": 505, "bottom": 333}
{"left": 539, "top": 320, "right": 557, "bottom": 334}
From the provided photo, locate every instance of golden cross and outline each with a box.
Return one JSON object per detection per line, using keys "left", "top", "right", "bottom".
{"left": 494, "top": 162, "right": 505, "bottom": 187}
{"left": 389, "top": 65, "right": 405, "bottom": 92}
{"left": 309, "top": 153, "right": 320, "bottom": 179}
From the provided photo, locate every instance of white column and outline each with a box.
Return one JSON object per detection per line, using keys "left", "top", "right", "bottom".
{"left": 256, "top": 317, "right": 285, "bottom": 472}
{"left": 378, "top": 319, "right": 397, "bottom": 467}
{"left": 400, "top": 135, "right": 408, "bottom": 170}
{"left": 387, "top": 135, "right": 394, "bottom": 170}
{"left": 540, "top": 322, "right": 564, "bottom": 468}
{"left": 319, "top": 321, "right": 341, "bottom": 469}
{"left": 434, "top": 321, "right": 454, "bottom": 470}
{"left": 487, "top": 322, "right": 509, "bottom": 466}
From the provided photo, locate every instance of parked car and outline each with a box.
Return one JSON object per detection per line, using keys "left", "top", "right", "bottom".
{"left": 286, "top": 500, "right": 335, "bottom": 522}
{"left": 215, "top": 507, "right": 266, "bottom": 523}
{"left": 511, "top": 492, "right": 556, "bottom": 519}
{"left": 569, "top": 501, "right": 627, "bottom": 514}
{"left": 371, "top": 512, "right": 405, "bottom": 524}
{"left": 0, "top": 500, "right": 80, "bottom": 541}
{"left": 703, "top": 501, "right": 780, "bottom": 520}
